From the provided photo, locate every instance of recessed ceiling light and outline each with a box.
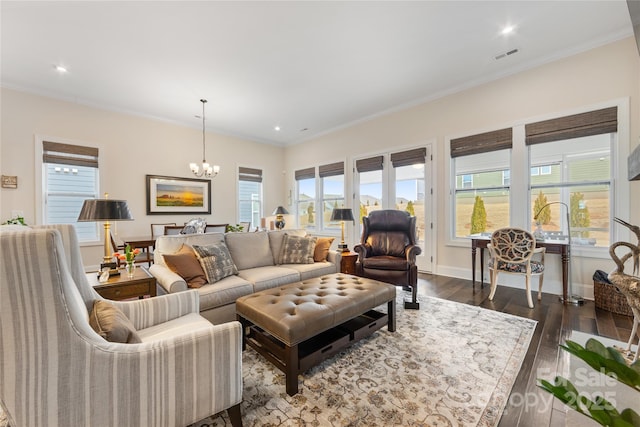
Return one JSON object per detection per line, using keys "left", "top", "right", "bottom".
{"left": 54, "top": 65, "right": 68, "bottom": 73}
{"left": 501, "top": 25, "right": 515, "bottom": 35}
{"left": 274, "top": 126, "right": 281, "bottom": 131}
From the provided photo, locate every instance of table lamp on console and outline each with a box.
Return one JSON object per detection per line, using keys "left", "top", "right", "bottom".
{"left": 273, "top": 206, "right": 289, "bottom": 230}
{"left": 331, "top": 208, "right": 355, "bottom": 252}
{"left": 78, "top": 193, "right": 133, "bottom": 276}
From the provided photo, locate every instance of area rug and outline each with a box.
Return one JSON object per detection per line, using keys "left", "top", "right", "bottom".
{"left": 192, "top": 294, "right": 537, "bottom": 427}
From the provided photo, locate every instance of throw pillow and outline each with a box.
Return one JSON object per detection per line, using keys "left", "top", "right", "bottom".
{"left": 89, "top": 300, "right": 141, "bottom": 344}
{"left": 163, "top": 245, "right": 207, "bottom": 288}
{"left": 193, "top": 242, "right": 239, "bottom": 284}
{"left": 313, "top": 237, "right": 335, "bottom": 262}
{"left": 279, "top": 234, "right": 317, "bottom": 264}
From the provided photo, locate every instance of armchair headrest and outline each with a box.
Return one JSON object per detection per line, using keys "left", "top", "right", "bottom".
{"left": 361, "top": 210, "right": 418, "bottom": 247}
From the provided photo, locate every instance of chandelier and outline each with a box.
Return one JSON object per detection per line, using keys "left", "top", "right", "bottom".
{"left": 189, "top": 99, "right": 220, "bottom": 178}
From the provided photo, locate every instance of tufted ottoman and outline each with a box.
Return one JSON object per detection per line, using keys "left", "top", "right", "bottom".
{"left": 236, "top": 273, "right": 396, "bottom": 395}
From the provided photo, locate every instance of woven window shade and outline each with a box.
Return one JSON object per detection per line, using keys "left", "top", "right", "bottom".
{"left": 390, "top": 148, "right": 426, "bottom": 167}
{"left": 43, "top": 141, "right": 99, "bottom": 168}
{"left": 525, "top": 107, "right": 617, "bottom": 145}
{"left": 295, "top": 167, "right": 315, "bottom": 180}
{"left": 238, "top": 167, "right": 262, "bottom": 183}
{"left": 319, "top": 161, "right": 344, "bottom": 178}
{"left": 355, "top": 156, "right": 384, "bottom": 172}
{"left": 450, "top": 128, "right": 512, "bottom": 158}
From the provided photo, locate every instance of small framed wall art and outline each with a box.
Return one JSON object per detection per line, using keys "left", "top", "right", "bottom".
{"left": 1, "top": 175, "right": 17, "bottom": 189}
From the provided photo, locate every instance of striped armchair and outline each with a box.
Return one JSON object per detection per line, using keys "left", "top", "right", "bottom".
{"left": 0, "top": 225, "right": 243, "bottom": 427}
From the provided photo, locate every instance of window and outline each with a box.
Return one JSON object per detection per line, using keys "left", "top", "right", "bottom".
{"left": 319, "top": 162, "right": 345, "bottom": 231}
{"left": 450, "top": 128, "right": 512, "bottom": 238}
{"left": 527, "top": 107, "right": 616, "bottom": 248}
{"left": 238, "top": 167, "right": 262, "bottom": 228}
{"left": 42, "top": 141, "right": 100, "bottom": 242}
{"left": 295, "top": 167, "right": 316, "bottom": 229}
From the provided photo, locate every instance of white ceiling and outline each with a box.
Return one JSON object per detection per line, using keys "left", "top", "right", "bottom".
{"left": 1, "top": 1, "right": 634, "bottom": 146}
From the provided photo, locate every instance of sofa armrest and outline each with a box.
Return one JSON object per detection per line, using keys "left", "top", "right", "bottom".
{"left": 111, "top": 290, "right": 200, "bottom": 330}
{"left": 149, "top": 264, "right": 188, "bottom": 294}
{"left": 327, "top": 250, "right": 342, "bottom": 268}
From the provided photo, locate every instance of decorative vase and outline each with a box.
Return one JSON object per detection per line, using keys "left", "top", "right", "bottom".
{"left": 125, "top": 262, "right": 135, "bottom": 278}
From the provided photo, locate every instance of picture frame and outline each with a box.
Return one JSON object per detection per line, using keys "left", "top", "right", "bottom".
{"left": 146, "top": 175, "right": 211, "bottom": 215}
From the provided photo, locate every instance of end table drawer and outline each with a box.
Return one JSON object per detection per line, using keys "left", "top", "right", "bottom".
{"left": 97, "top": 282, "right": 152, "bottom": 300}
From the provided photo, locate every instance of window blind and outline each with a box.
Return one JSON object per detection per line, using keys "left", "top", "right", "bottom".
{"left": 525, "top": 107, "right": 617, "bottom": 146}
{"left": 355, "top": 156, "right": 384, "bottom": 172}
{"left": 450, "top": 128, "right": 512, "bottom": 158}
{"left": 318, "top": 161, "right": 344, "bottom": 178}
{"left": 43, "top": 141, "right": 99, "bottom": 168}
{"left": 295, "top": 167, "right": 315, "bottom": 180}
{"left": 390, "top": 147, "right": 426, "bottom": 167}
{"left": 238, "top": 167, "right": 263, "bottom": 183}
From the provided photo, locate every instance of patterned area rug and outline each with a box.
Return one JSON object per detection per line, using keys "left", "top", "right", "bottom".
{"left": 193, "top": 294, "right": 537, "bottom": 427}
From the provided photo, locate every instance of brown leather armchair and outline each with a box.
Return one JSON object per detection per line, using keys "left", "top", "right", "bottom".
{"left": 354, "top": 210, "right": 421, "bottom": 309}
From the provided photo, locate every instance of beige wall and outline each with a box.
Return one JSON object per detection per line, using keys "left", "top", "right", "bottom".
{"left": 0, "top": 88, "right": 285, "bottom": 266}
{"left": 284, "top": 37, "right": 640, "bottom": 298}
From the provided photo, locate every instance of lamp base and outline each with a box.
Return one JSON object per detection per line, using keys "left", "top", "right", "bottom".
{"left": 338, "top": 243, "right": 349, "bottom": 252}
{"left": 560, "top": 295, "right": 585, "bottom": 305}
{"left": 99, "top": 262, "right": 120, "bottom": 277}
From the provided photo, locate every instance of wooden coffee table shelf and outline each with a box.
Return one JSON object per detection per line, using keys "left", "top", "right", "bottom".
{"left": 87, "top": 266, "right": 157, "bottom": 300}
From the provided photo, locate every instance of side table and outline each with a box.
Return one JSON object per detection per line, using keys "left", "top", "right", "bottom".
{"left": 340, "top": 252, "right": 358, "bottom": 275}
{"left": 87, "top": 266, "right": 157, "bottom": 300}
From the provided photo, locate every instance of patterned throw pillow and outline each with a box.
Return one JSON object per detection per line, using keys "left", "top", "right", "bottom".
{"left": 192, "top": 242, "right": 239, "bottom": 284}
{"left": 278, "top": 234, "right": 317, "bottom": 264}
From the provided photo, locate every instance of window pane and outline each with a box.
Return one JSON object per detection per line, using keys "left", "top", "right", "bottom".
{"left": 395, "top": 164, "right": 425, "bottom": 248}
{"left": 238, "top": 180, "right": 261, "bottom": 227}
{"left": 530, "top": 134, "right": 611, "bottom": 248}
{"left": 358, "top": 170, "right": 382, "bottom": 224}
{"left": 322, "top": 175, "right": 344, "bottom": 230}
{"left": 453, "top": 149, "right": 510, "bottom": 238}
{"left": 297, "top": 178, "right": 316, "bottom": 229}
{"left": 45, "top": 163, "right": 98, "bottom": 241}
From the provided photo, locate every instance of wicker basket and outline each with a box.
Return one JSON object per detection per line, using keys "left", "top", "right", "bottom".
{"left": 594, "top": 279, "right": 633, "bottom": 316}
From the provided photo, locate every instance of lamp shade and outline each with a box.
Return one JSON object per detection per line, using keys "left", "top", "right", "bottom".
{"left": 330, "top": 208, "right": 354, "bottom": 222}
{"left": 272, "top": 206, "right": 289, "bottom": 215}
{"left": 77, "top": 199, "right": 133, "bottom": 221}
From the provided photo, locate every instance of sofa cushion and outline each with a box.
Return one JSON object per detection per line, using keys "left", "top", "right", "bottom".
{"left": 193, "top": 242, "right": 239, "bottom": 283}
{"left": 283, "top": 261, "right": 338, "bottom": 280}
{"left": 279, "top": 234, "right": 317, "bottom": 264}
{"left": 196, "top": 275, "right": 254, "bottom": 312}
{"left": 238, "top": 266, "right": 300, "bottom": 292}
{"left": 225, "top": 231, "right": 274, "bottom": 270}
{"left": 89, "top": 300, "right": 141, "bottom": 344}
{"left": 313, "top": 237, "right": 335, "bottom": 262}
{"left": 163, "top": 245, "right": 207, "bottom": 288}
{"left": 268, "top": 229, "right": 307, "bottom": 264}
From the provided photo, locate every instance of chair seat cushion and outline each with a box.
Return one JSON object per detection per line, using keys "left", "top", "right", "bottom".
{"left": 489, "top": 259, "right": 545, "bottom": 274}
{"left": 361, "top": 255, "right": 409, "bottom": 271}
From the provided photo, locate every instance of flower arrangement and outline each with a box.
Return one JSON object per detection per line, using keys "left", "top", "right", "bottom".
{"left": 113, "top": 244, "right": 140, "bottom": 265}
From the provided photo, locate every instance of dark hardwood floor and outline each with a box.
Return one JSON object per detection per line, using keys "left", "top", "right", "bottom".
{"left": 416, "top": 273, "right": 635, "bottom": 427}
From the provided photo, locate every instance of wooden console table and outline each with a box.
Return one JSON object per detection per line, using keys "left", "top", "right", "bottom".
{"left": 470, "top": 236, "right": 570, "bottom": 303}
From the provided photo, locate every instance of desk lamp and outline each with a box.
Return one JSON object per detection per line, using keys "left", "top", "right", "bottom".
{"left": 78, "top": 194, "right": 133, "bottom": 275}
{"left": 330, "top": 208, "right": 355, "bottom": 252}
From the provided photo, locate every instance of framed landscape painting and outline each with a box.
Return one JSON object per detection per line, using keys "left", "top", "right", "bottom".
{"left": 146, "top": 175, "right": 211, "bottom": 215}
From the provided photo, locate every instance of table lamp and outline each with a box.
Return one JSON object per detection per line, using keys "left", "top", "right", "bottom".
{"left": 272, "top": 206, "right": 289, "bottom": 230}
{"left": 78, "top": 194, "right": 133, "bottom": 275}
{"left": 331, "top": 208, "right": 355, "bottom": 252}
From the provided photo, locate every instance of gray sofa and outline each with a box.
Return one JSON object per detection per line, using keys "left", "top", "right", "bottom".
{"left": 149, "top": 230, "right": 342, "bottom": 324}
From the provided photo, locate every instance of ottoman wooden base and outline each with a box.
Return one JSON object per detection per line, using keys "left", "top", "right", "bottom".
{"left": 236, "top": 274, "right": 396, "bottom": 396}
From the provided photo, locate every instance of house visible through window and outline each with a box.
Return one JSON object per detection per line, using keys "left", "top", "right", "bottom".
{"left": 295, "top": 167, "right": 316, "bottom": 230}
{"left": 319, "top": 162, "right": 345, "bottom": 231}
{"left": 238, "top": 167, "right": 263, "bottom": 229}
{"left": 42, "top": 141, "right": 100, "bottom": 242}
